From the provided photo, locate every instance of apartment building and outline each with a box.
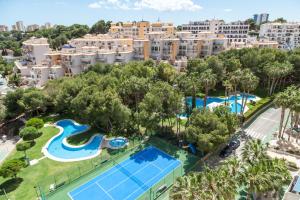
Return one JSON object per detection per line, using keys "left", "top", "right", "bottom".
{"left": 109, "top": 21, "right": 175, "bottom": 39}
{"left": 16, "top": 21, "right": 25, "bottom": 32}
{"left": 16, "top": 22, "right": 229, "bottom": 86}
{"left": 0, "top": 25, "right": 9, "bottom": 32}
{"left": 16, "top": 37, "right": 65, "bottom": 86}
{"left": 253, "top": 13, "right": 269, "bottom": 25}
{"left": 27, "top": 24, "right": 40, "bottom": 32}
{"left": 259, "top": 22, "right": 300, "bottom": 50}
{"left": 181, "top": 20, "right": 249, "bottom": 43}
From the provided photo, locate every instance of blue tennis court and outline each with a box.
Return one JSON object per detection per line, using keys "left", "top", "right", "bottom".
{"left": 68, "top": 146, "right": 181, "bottom": 200}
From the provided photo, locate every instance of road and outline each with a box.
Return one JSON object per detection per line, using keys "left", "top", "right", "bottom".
{"left": 234, "top": 106, "right": 282, "bottom": 157}
{"left": 205, "top": 106, "right": 282, "bottom": 167}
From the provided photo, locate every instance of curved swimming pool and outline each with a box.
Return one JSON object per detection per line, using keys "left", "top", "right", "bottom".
{"left": 185, "top": 95, "right": 257, "bottom": 113}
{"left": 42, "top": 119, "right": 103, "bottom": 162}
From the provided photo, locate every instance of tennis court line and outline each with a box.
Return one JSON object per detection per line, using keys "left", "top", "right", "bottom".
{"left": 123, "top": 161, "right": 180, "bottom": 200}
{"left": 137, "top": 153, "right": 163, "bottom": 171}
{"left": 95, "top": 182, "right": 114, "bottom": 200}
{"left": 106, "top": 161, "right": 155, "bottom": 192}
{"left": 69, "top": 148, "right": 151, "bottom": 197}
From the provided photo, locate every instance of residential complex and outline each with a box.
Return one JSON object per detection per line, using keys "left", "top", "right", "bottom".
{"left": 109, "top": 21, "right": 175, "bottom": 39}
{"left": 15, "top": 21, "right": 230, "bottom": 86}
{"left": 259, "top": 22, "right": 300, "bottom": 50}
{"left": 14, "top": 20, "right": 282, "bottom": 87}
{"left": 181, "top": 20, "right": 250, "bottom": 43}
{"left": 5, "top": 21, "right": 52, "bottom": 32}
{"left": 12, "top": 21, "right": 25, "bottom": 32}
{"left": 0, "top": 25, "right": 9, "bottom": 32}
{"left": 26, "top": 24, "right": 40, "bottom": 32}
{"left": 253, "top": 13, "right": 269, "bottom": 25}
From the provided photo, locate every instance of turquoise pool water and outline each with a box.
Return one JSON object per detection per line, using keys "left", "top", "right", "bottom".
{"left": 109, "top": 138, "right": 128, "bottom": 148}
{"left": 185, "top": 95, "right": 256, "bottom": 114}
{"left": 45, "top": 119, "right": 103, "bottom": 161}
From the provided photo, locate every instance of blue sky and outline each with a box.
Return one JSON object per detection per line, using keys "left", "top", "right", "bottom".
{"left": 0, "top": 0, "right": 300, "bottom": 27}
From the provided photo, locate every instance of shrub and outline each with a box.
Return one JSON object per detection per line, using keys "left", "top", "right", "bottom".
{"left": 0, "top": 159, "right": 24, "bottom": 178}
{"left": 25, "top": 118, "right": 44, "bottom": 129}
{"left": 19, "top": 126, "right": 42, "bottom": 141}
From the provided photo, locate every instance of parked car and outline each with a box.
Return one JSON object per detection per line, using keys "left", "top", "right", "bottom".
{"left": 219, "top": 146, "right": 232, "bottom": 158}
{"left": 229, "top": 139, "right": 240, "bottom": 150}
{"left": 219, "top": 139, "right": 240, "bottom": 158}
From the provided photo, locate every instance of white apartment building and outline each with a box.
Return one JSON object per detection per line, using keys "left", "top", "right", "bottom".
{"left": 27, "top": 24, "right": 40, "bottom": 32}
{"left": 16, "top": 37, "right": 65, "bottom": 86}
{"left": 0, "top": 25, "right": 9, "bottom": 32}
{"left": 259, "top": 22, "right": 300, "bottom": 50}
{"left": 44, "top": 22, "right": 51, "bottom": 29}
{"left": 254, "top": 13, "right": 269, "bottom": 25}
{"left": 16, "top": 21, "right": 25, "bottom": 32}
{"left": 182, "top": 20, "right": 249, "bottom": 43}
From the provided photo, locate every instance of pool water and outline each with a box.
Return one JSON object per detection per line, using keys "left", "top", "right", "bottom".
{"left": 185, "top": 95, "right": 256, "bottom": 114}
{"left": 44, "top": 119, "right": 103, "bottom": 161}
{"left": 109, "top": 138, "right": 128, "bottom": 148}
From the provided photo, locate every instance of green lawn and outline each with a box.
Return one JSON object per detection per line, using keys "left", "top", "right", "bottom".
{"left": 244, "top": 97, "right": 273, "bottom": 120}
{"left": 0, "top": 119, "right": 198, "bottom": 200}
{"left": 0, "top": 125, "right": 112, "bottom": 200}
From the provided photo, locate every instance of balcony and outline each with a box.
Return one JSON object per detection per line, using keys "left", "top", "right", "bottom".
{"left": 96, "top": 57, "right": 107, "bottom": 62}
{"left": 80, "top": 56, "right": 92, "bottom": 63}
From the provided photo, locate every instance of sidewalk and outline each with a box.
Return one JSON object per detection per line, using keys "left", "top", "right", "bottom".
{"left": 0, "top": 137, "right": 19, "bottom": 164}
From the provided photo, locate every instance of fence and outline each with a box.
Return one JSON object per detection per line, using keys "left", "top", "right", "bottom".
{"left": 37, "top": 137, "right": 145, "bottom": 200}
{"left": 138, "top": 164, "right": 183, "bottom": 200}
{"left": 35, "top": 136, "right": 200, "bottom": 200}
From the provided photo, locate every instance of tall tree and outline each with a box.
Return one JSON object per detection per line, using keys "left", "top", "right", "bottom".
{"left": 199, "top": 69, "right": 217, "bottom": 109}
{"left": 228, "top": 69, "right": 242, "bottom": 114}
{"left": 239, "top": 69, "right": 259, "bottom": 115}
{"left": 263, "top": 61, "right": 293, "bottom": 96}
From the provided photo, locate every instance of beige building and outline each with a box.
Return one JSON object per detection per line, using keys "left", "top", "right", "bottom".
{"left": 16, "top": 21, "right": 231, "bottom": 86}
{"left": 109, "top": 21, "right": 175, "bottom": 39}
{"left": 27, "top": 24, "right": 40, "bottom": 32}
{"left": 16, "top": 37, "right": 65, "bottom": 87}
{"left": 0, "top": 25, "right": 9, "bottom": 32}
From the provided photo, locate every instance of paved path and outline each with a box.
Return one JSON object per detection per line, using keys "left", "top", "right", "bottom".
{"left": 0, "top": 137, "right": 19, "bottom": 164}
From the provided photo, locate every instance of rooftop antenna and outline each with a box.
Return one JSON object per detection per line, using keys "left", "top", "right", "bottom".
{"left": 158, "top": 17, "right": 160, "bottom": 22}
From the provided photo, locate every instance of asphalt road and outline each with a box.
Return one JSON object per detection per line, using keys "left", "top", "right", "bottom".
{"left": 206, "top": 106, "right": 283, "bottom": 167}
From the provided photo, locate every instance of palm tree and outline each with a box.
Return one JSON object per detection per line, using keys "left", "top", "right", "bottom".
{"left": 264, "top": 61, "right": 293, "bottom": 96}
{"left": 239, "top": 69, "right": 259, "bottom": 115}
{"left": 242, "top": 139, "right": 268, "bottom": 165}
{"left": 241, "top": 160, "right": 270, "bottom": 200}
{"left": 199, "top": 69, "right": 217, "bottom": 109}
{"left": 274, "top": 90, "right": 292, "bottom": 139}
{"left": 223, "top": 157, "right": 241, "bottom": 178}
{"left": 228, "top": 69, "right": 242, "bottom": 114}
{"left": 222, "top": 80, "right": 233, "bottom": 106}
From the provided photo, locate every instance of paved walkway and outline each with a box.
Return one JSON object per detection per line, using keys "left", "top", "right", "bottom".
{"left": 0, "top": 137, "right": 19, "bottom": 164}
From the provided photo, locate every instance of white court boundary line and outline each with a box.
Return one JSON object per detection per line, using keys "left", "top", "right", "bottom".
{"left": 69, "top": 146, "right": 181, "bottom": 200}
{"left": 69, "top": 147, "right": 152, "bottom": 197}
{"left": 124, "top": 161, "right": 181, "bottom": 200}
{"left": 95, "top": 182, "right": 114, "bottom": 200}
{"left": 106, "top": 161, "right": 162, "bottom": 193}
